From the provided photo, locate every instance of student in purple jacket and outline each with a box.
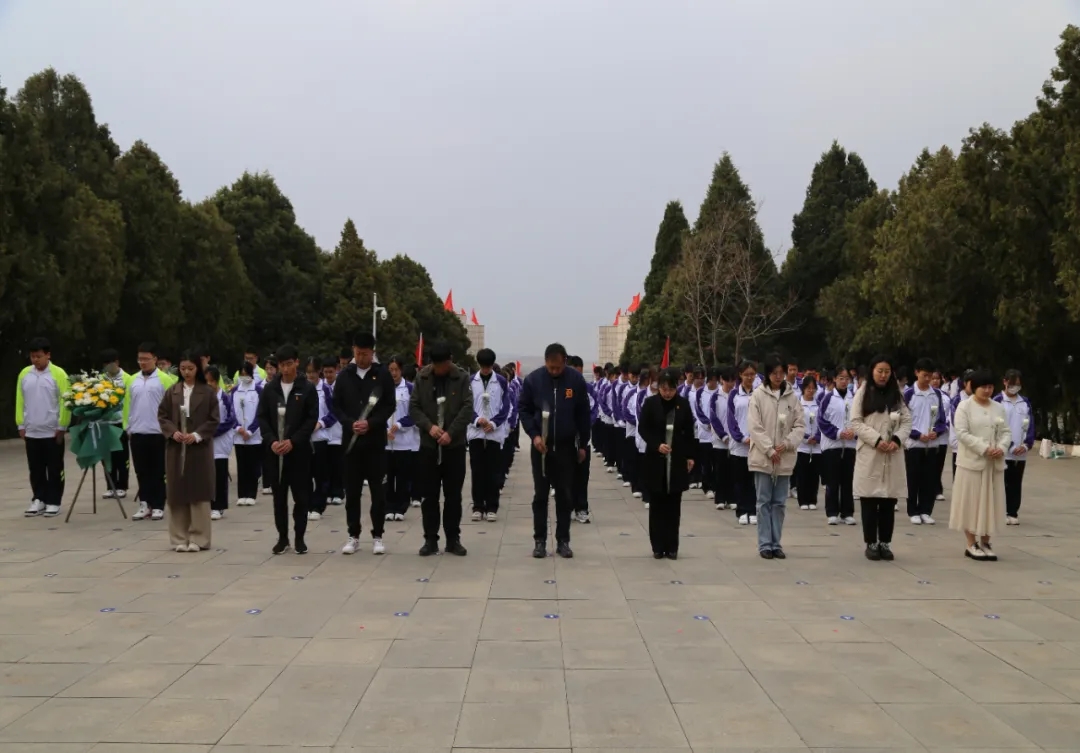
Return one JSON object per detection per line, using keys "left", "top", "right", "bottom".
{"left": 994, "top": 369, "right": 1035, "bottom": 525}
{"left": 232, "top": 361, "right": 263, "bottom": 506}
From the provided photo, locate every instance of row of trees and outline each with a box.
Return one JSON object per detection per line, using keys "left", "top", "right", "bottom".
{"left": 623, "top": 25, "right": 1080, "bottom": 440}
{"left": 1, "top": 69, "right": 472, "bottom": 435}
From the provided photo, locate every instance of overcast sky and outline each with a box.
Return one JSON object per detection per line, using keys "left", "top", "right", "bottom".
{"left": 1, "top": 1, "right": 1074, "bottom": 360}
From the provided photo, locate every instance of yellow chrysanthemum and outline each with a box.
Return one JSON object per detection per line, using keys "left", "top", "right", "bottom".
{"left": 108, "top": 395, "right": 119, "bottom": 405}
{"left": 95, "top": 400, "right": 107, "bottom": 409}
{"left": 74, "top": 392, "right": 85, "bottom": 401}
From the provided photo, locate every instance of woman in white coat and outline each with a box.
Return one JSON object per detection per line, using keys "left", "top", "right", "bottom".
{"left": 850, "top": 356, "right": 913, "bottom": 561}
{"left": 950, "top": 370, "right": 1010, "bottom": 561}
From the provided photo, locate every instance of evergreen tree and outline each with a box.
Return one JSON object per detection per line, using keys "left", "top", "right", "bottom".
{"left": 381, "top": 254, "right": 473, "bottom": 365}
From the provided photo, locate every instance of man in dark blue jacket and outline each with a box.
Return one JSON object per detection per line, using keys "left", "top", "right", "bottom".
{"left": 518, "top": 343, "right": 591, "bottom": 558}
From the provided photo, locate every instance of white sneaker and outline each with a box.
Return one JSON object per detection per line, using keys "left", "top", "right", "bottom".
{"left": 175, "top": 544, "right": 188, "bottom": 553}
{"left": 330, "top": 497, "right": 344, "bottom": 505}
{"left": 115, "top": 489, "right": 127, "bottom": 498}
{"left": 706, "top": 491, "right": 715, "bottom": 500}
{"left": 578, "top": 511, "right": 591, "bottom": 523}
{"left": 372, "top": 539, "right": 385, "bottom": 555}
{"left": 486, "top": 512, "right": 497, "bottom": 522}
{"left": 749, "top": 515, "right": 758, "bottom": 524}
{"left": 151, "top": 508, "right": 165, "bottom": 521}
{"left": 471, "top": 511, "right": 482, "bottom": 521}
{"left": 410, "top": 500, "right": 421, "bottom": 508}
{"left": 102, "top": 489, "right": 116, "bottom": 499}
{"left": 632, "top": 491, "right": 642, "bottom": 499}
{"left": 843, "top": 516, "right": 857, "bottom": 526}
{"left": 342, "top": 537, "right": 359, "bottom": 555}
{"left": 1006, "top": 516, "right": 1019, "bottom": 526}
{"left": 935, "top": 493, "right": 945, "bottom": 501}
{"left": 549, "top": 488, "right": 555, "bottom": 497}
{"left": 622, "top": 481, "right": 631, "bottom": 488}
{"left": 921, "top": 514, "right": 936, "bottom": 525}
{"left": 808, "top": 504, "right": 817, "bottom": 510}
{"left": 132, "top": 502, "right": 150, "bottom": 520}
{"left": 827, "top": 516, "right": 839, "bottom": 525}
{"left": 738, "top": 514, "right": 750, "bottom": 525}
{"left": 715, "top": 503, "right": 725, "bottom": 510}
{"left": 910, "top": 516, "right": 922, "bottom": 525}
{"left": 617, "top": 474, "right": 623, "bottom": 480}
{"left": 728, "top": 503, "right": 738, "bottom": 510}
{"left": 799, "top": 505, "right": 809, "bottom": 510}
{"left": 363, "top": 479, "right": 369, "bottom": 487}
{"left": 43, "top": 504, "right": 60, "bottom": 517}
{"left": 210, "top": 510, "right": 222, "bottom": 521}
{"left": 606, "top": 467, "right": 614, "bottom": 474}
{"left": 395, "top": 513, "right": 405, "bottom": 521}
{"left": 261, "top": 487, "right": 272, "bottom": 496}
{"left": 386, "top": 513, "right": 396, "bottom": 521}
{"left": 25, "top": 499, "right": 44, "bottom": 517}
{"left": 308, "top": 511, "right": 322, "bottom": 521}
{"left": 643, "top": 502, "right": 650, "bottom": 509}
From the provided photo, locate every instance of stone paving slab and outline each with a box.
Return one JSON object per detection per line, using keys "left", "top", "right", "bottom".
{"left": 0, "top": 439, "right": 1079, "bottom": 750}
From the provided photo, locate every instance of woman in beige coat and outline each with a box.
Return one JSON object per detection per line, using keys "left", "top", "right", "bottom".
{"left": 158, "top": 352, "right": 220, "bottom": 552}
{"left": 747, "top": 354, "right": 805, "bottom": 559}
{"left": 850, "top": 356, "right": 913, "bottom": 561}
{"left": 949, "top": 370, "right": 1010, "bottom": 561}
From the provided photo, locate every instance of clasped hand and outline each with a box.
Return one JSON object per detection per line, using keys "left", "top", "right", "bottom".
{"left": 172, "top": 431, "right": 197, "bottom": 445}
{"left": 271, "top": 439, "right": 294, "bottom": 455}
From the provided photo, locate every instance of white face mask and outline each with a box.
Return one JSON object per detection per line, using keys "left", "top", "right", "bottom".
{"left": 240, "top": 376, "right": 254, "bottom": 387}
{"left": 1006, "top": 385, "right": 1021, "bottom": 396}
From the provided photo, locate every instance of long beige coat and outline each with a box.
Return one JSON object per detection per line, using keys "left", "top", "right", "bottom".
{"left": 747, "top": 384, "right": 805, "bottom": 475}
{"left": 159, "top": 382, "right": 219, "bottom": 506}
{"left": 850, "top": 385, "right": 913, "bottom": 499}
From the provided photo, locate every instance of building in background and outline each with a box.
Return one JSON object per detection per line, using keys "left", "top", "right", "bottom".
{"left": 596, "top": 293, "right": 640, "bottom": 366}
{"left": 445, "top": 290, "right": 485, "bottom": 357}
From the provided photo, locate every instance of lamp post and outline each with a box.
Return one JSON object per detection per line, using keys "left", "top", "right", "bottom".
{"left": 372, "top": 293, "right": 388, "bottom": 339}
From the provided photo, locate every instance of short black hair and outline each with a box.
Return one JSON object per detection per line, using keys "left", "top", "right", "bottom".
{"left": 276, "top": 344, "right": 299, "bottom": 362}
{"left": 692, "top": 365, "right": 706, "bottom": 378}
{"left": 969, "top": 369, "right": 996, "bottom": 391}
{"left": 100, "top": 348, "right": 119, "bottom": 364}
{"left": 801, "top": 374, "right": 818, "bottom": 392}
{"left": 244, "top": 346, "right": 258, "bottom": 356}
{"left": 1004, "top": 368, "right": 1022, "bottom": 383}
{"left": 239, "top": 361, "right": 255, "bottom": 378}
{"left": 27, "top": 337, "right": 51, "bottom": 354}
{"left": 339, "top": 347, "right": 353, "bottom": 360}
{"left": 658, "top": 368, "right": 681, "bottom": 389}
{"left": 429, "top": 341, "right": 452, "bottom": 364}
{"left": 137, "top": 341, "right": 158, "bottom": 357}
{"left": 593, "top": 365, "right": 603, "bottom": 375}
{"left": 403, "top": 364, "right": 418, "bottom": 381}
{"left": 321, "top": 356, "right": 337, "bottom": 370}
{"left": 719, "top": 365, "right": 736, "bottom": 382}
{"left": 736, "top": 359, "right": 756, "bottom": 375}
{"left": 387, "top": 355, "right": 406, "bottom": 369}
{"left": 266, "top": 357, "right": 278, "bottom": 368}
{"left": 544, "top": 343, "right": 568, "bottom": 361}
{"left": 205, "top": 365, "right": 221, "bottom": 384}
{"left": 707, "top": 366, "right": 722, "bottom": 381}
{"left": 568, "top": 355, "right": 584, "bottom": 369}
{"left": 353, "top": 332, "right": 376, "bottom": 350}
{"left": 682, "top": 364, "right": 694, "bottom": 374}
{"left": 914, "top": 357, "right": 936, "bottom": 374}
{"left": 762, "top": 353, "right": 787, "bottom": 376}
{"left": 603, "top": 362, "right": 614, "bottom": 371}
{"left": 476, "top": 348, "right": 496, "bottom": 367}
{"left": 305, "top": 356, "right": 321, "bottom": 372}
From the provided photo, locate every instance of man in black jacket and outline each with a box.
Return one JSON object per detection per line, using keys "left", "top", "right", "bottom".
{"left": 409, "top": 340, "right": 474, "bottom": 556}
{"left": 518, "top": 342, "right": 591, "bottom": 559}
{"left": 332, "top": 332, "right": 397, "bottom": 556}
{"left": 258, "top": 344, "right": 319, "bottom": 555}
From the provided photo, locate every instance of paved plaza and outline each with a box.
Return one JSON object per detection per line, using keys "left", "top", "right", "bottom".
{"left": 1, "top": 440, "right": 1080, "bottom": 752}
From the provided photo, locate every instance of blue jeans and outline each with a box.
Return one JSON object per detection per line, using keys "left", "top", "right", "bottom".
{"left": 754, "top": 472, "right": 789, "bottom": 552}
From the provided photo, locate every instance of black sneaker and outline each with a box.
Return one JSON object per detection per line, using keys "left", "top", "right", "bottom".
{"left": 772, "top": 550, "right": 785, "bottom": 560}
{"left": 418, "top": 540, "right": 439, "bottom": 557}
{"left": 878, "top": 542, "right": 895, "bottom": 561}
{"left": 865, "top": 543, "right": 881, "bottom": 561}
{"left": 760, "top": 550, "right": 774, "bottom": 560}
{"left": 665, "top": 552, "right": 678, "bottom": 561}
{"left": 556, "top": 541, "right": 573, "bottom": 559}
{"left": 532, "top": 540, "right": 547, "bottom": 559}
{"left": 272, "top": 539, "right": 290, "bottom": 555}
{"left": 654, "top": 552, "right": 664, "bottom": 559}
{"left": 294, "top": 539, "right": 308, "bottom": 555}
{"left": 445, "top": 540, "right": 467, "bottom": 557}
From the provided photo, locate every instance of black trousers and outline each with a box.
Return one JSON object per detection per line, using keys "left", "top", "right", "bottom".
{"left": 823, "top": 448, "right": 855, "bottom": 518}
{"left": 933, "top": 445, "right": 947, "bottom": 497}
{"left": 614, "top": 427, "right": 625, "bottom": 476}
{"left": 327, "top": 443, "right": 344, "bottom": 500}
{"left": 212, "top": 457, "right": 229, "bottom": 511}
{"left": 712, "top": 448, "right": 731, "bottom": 504}
{"left": 729, "top": 454, "right": 755, "bottom": 516}
{"left": 687, "top": 441, "right": 702, "bottom": 487}
{"left": 266, "top": 446, "right": 311, "bottom": 542}
{"left": 860, "top": 497, "right": 896, "bottom": 544}
{"left": 385, "top": 450, "right": 416, "bottom": 515}
{"left": 25, "top": 436, "right": 65, "bottom": 506}
{"left": 500, "top": 426, "right": 518, "bottom": 489}
{"left": 310, "top": 441, "right": 329, "bottom": 514}
{"left": 697, "top": 441, "right": 713, "bottom": 492}
{"left": 235, "top": 444, "right": 262, "bottom": 499}
{"left": 648, "top": 489, "right": 682, "bottom": 555}
{"left": 130, "top": 433, "right": 166, "bottom": 510}
{"left": 420, "top": 445, "right": 467, "bottom": 543}
{"left": 345, "top": 447, "right": 387, "bottom": 539}
{"left": 905, "top": 446, "right": 938, "bottom": 517}
{"left": 601, "top": 422, "right": 616, "bottom": 467}
{"left": 469, "top": 438, "right": 503, "bottom": 513}
{"left": 531, "top": 443, "right": 575, "bottom": 544}
{"left": 108, "top": 432, "right": 130, "bottom": 491}
{"left": 794, "top": 452, "right": 821, "bottom": 508}
{"left": 1004, "top": 460, "right": 1026, "bottom": 517}
{"left": 623, "top": 436, "right": 639, "bottom": 491}
{"left": 574, "top": 443, "right": 591, "bottom": 512}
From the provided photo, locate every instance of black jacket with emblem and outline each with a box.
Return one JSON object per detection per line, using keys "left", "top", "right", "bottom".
{"left": 257, "top": 375, "right": 319, "bottom": 447}
{"left": 332, "top": 361, "right": 397, "bottom": 451}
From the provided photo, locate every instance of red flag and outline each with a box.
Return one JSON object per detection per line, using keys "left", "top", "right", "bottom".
{"left": 415, "top": 333, "right": 424, "bottom": 366}
{"left": 613, "top": 308, "right": 622, "bottom": 326}
{"left": 470, "top": 309, "right": 480, "bottom": 326}
{"left": 443, "top": 290, "right": 454, "bottom": 312}
{"left": 516, "top": 360, "right": 522, "bottom": 376}
{"left": 660, "top": 336, "right": 670, "bottom": 369}
{"left": 627, "top": 293, "right": 641, "bottom": 313}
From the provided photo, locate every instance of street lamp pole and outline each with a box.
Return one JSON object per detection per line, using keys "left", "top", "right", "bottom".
{"left": 372, "top": 293, "right": 388, "bottom": 339}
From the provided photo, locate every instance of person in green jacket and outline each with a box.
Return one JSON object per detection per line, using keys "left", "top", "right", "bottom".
{"left": 16, "top": 337, "right": 70, "bottom": 518}
{"left": 232, "top": 347, "right": 268, "bottom": 386}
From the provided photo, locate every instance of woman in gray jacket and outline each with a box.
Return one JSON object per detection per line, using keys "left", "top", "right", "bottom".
{"left": 747, "top": 354, "right": 805, "bottom": 559}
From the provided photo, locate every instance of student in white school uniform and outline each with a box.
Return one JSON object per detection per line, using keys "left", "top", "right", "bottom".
{"left": 17, "top": 337, "right": 70, "bottom": 518}
{"left": 100, "top": 348, "right": 130, "bottom": 500}
{"left": 385, "top": 356, "right": 419, "bottom": 521}
{"left": 708, "top": 366, "right": 735, "bottom": 510}
{"left": 693, "top": 367, "right": 719, "bottom": 499}
{"left": 818, "top": 368, "right": 857, "bottom": 524}
{"left": 995, "top": 368, "right": 1035, "bottom": 525}
{"left": 903, "top": 358, "right": 949, "bottom": 525}
{"left": 623, "top": 367, "right": 651, "bottom": 501}
{"left": 633, "top": 371, "right": 659, "bottom": 509}
{"left": 321, "top": 357, "right": 344, "bottom": 506}
{"left": 206, "top": 366, "right": 238, "bottom": 520}
{"left": 306, "top": 357, "right": 332, "bottom": 521}
{"left": 726, "top": 360, "right": 758, "bottom": 525}
{"left": 619, "top": 367, "right": 643, "bottom": 497}
{"left": 686, "top": 367, "right": 705, "bottom": 489}
{"left": 794, "top": 375, "right": 823, "bottom": 511}
{"left": 468, "top": 349, "right": 511, "bottom": 522}
{"left": 126, "top": 342, "right": 178, "bottom": 521}
{"left": 930, "top": 370, "right": 950, "bottom": 501}
{"left": 232, "top": 361, "right": 263, "bottom": 506}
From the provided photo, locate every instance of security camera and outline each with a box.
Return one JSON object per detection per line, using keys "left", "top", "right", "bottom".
{"left": 380, "top": 309, "right": 388, "bottom": 321}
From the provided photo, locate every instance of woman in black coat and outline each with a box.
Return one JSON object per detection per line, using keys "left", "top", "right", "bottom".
{"left": 638, "top": 368, "right": 697, "bottom": 559}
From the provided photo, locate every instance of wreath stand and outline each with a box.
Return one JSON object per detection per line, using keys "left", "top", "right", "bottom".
{"left": 65, "top": 462, "right": 129, "bottom": 522}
